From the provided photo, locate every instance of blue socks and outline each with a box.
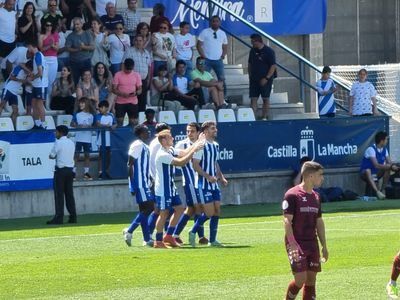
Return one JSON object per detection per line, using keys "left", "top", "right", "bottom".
{"left": 155, "top": 232, "right": 163, "bottom": 242}
{"left": 140, "top": 216, "right": 150, "bottom": 242}
{"left": 148, "top": 212, "right": 159, "bottom": 236}
{"left": 174, "top": 214, "right": 191, "bottom": 236}
{"left": 191, "top": 213, "right": 208, "bottom": 234}
{"left": 209, "top": 216, "right": 219, "bottom": 243}
{"left": 166, "top": 226, "right": 175, "bottom": 235}
{"left": 195, "top": 214, "right": 206, "bottom": 238}
{"left": 128, "top": 212, "right": 145, "bottom": 233}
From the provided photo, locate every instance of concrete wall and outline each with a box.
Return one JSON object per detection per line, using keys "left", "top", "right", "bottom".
{"left": 0, "top": 168, "right": 365, "bottom": 219}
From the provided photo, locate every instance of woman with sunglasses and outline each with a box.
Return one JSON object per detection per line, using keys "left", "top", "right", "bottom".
{"left": 108, "top": 22, "right": 130, "bottom": 75}
{"left": 152, "top": 20, "right": 176, "bottom": 76}
{"left": 38, "top": 21, "right": 59, "bottom": 108}
{"left": 17, "top": 2, "right": 38, "bottom": 46}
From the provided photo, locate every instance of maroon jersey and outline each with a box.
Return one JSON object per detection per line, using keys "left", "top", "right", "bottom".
{"left": 283, "top": 185, "right": 322, "bottom": 242}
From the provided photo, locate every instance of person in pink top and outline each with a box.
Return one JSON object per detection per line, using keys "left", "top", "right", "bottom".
{"left": 112, "top": 58, "right": 142, "bottom": 126}
{"left": 39, "top": 21, "right": 59, "bottom": 108}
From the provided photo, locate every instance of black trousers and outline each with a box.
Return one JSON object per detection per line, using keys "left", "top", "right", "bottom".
{"left": 138, "top": 79, "right": 149, "bottom": 113}
{"left": 53, "top": 167, "right": 76, "bottom": 220}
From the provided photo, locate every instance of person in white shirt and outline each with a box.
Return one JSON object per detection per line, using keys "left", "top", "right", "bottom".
{"left": 349, "top": 68, "right": 378, "bottom": 116}
{"left": 71, "top": 97, "right": 95, "bottom": 180}
{"left": 175, "top": 21, "right": 195, "bottom": 76}
{"left": 0, "top": 0, "right": 17, "bottom": 64}
{"left": 153, "top": 129, "right": 204, "bottom": 248}
{"left": 197, "top": 15, "right": 228, "bottom": 95}
{"left": 47, "top": 125, "right": 77, "bottom": 225}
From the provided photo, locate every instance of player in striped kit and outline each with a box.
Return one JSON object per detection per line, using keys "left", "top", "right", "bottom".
{"left": 153, "top": 129, "right": 204, "bottom": 248}
{"left": 0, "top": 61, "right": 33, "bottom": 125}
{"left": 173, "top": 122, "right": 209, "bottom": 245}
{"left": 31, "top": 47, "right": 49, "bottom": 129}
{"left": 316, "top": 66, "right": 337, "bottom": 117}
{"left": 189, "top": 121, "right": 228, "bottom": 247}
{"left": 123, "top": 124, "right": 154, "bottom": 247}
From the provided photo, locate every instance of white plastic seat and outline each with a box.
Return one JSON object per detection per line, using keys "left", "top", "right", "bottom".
{"left": 43, "top": 116, "right": 56, "bottom": 130}
{"left": 138, "top": 111, "right": 146, "bottom": 124}
{"left": 198, "top": 109, "right": 216, "bottom": 123}
{"left": 178, "top": 110, "right": 197, "bottom": 124}
{"left": 158, "top": 110, "right": 177, "bottom": 125}
{"left": 217, "top": 109, "right": 236, "bottom": 122}
{"left": 0, "top": 117, "right": 14, "bottom": 131}
{"left": 236, "top": 108, "right": 256, "bottom": 122}
{"left": 16, "top": 115, "right": 34, "bottom": 131}
{"left": 122, "top": 113, "right": 129, "bottom": 126}
{"left": 56, "top": 114, "right": 73, "bottom": 128}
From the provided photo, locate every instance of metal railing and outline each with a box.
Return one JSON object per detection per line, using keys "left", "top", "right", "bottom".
{"left": 175, "top": 0, "right": 355, "bottom": 112}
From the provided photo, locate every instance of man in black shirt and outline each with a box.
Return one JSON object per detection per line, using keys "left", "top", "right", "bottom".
{"left": 248, "top": 33, "right": 277, "bottom": 120}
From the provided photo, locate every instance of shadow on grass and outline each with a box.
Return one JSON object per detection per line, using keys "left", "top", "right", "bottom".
{"left": 1, "top": 200, "right": 400, "bottom": 232}
{"left": 179, "top": 245, "right": 251, "bottom": 250}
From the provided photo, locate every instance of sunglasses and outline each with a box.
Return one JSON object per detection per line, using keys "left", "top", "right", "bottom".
{"left": 160, "top": 26, "right": 168, "bottom": 29}
{"left": 49, "top": 4, "right": 57, "bottom": 7}
{"left": 116, "top": 27, "right": 123, "bottom": 30}
{"left": 198, "top": 61, "right": 205, "bottom": 65}
{"left": 45, "top": 24, "right": 52, "bottom": 27}
{"left": 213, "top": 32, "right": 217, "bottom": 39}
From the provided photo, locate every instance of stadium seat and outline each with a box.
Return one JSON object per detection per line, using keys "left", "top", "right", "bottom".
{"left": 198, "top": 109, "right": 216, "bottom": 123}
{"left": 43, "top": 116, "right": 56, "bottom": 130}
{"left": 237, "top": 108, "right": 256, "bottom": 122}
{"left": 16, "top": 115, "right": 34, "bottom": 131}
{"left": 217, "top": 109, "right": 236, "bottom": 122}
{"left": 56, "top": 114, "right": 73, "bottom": 128}
{"left": 178, "top": 110, "right": 197, "bottom": 124}
{"left": 0, "top": 117, "right": 14, "bottom": 131}
{"left": 138, "top": 111, "right": 146, "bottom": 124}
{"left": 158, "top": 110, "right": 177, "bottom": 125}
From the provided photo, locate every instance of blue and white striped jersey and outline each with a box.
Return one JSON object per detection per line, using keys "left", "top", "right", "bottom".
{"left": 32, "top": 51, "right": 48, "bottom": 88}
{"left": 4, "top": 65, "right": 26, "bottom": 95}
{"left": 193, "top": 140, "right": 219, "bottom": 190}
{"left": 175, "top": 138, "right": 197, "bottom": 187}
{"left": 155, "top": 147, "right": 178, "bottom": 197}
{"left": 128, "top": 140, "right": 150, "bottom": 191}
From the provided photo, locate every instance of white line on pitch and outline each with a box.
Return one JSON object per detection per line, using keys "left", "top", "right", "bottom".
{"left": 0, "top": 211, "right": 399, "bottom": 242}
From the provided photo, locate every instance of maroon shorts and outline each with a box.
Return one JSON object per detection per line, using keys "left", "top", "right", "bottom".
{"left": 286, "top": 240, "right": 321, "bottom": 273}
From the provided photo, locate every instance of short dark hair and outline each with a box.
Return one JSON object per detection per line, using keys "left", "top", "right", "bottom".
{"left": 124, "top": 58, "right": 134, "bottom": 70}
{"left": 250, "top": 33, "right": 263, "bottom": 43}
{"left": 179, "top": 21, "right": 189, "bottom": 28}
{"left": 358, "top": 68, "right": 368, "bottom": 75}
{"left": 145, "top": 108, "right": 155, "bottom": 115}
{"left": 375, "top": 131, "right": 388, "bottom": 144}
{"left": 134, "top": 124, "right": 149, "bottom": 136}
{"left": 196, "top": 56, "right": 205, "bottom": 65}
{"left": 98, "top": 100, "right": 109, "bottom": 108}
{"left": 176, "top": 59, "right": 186, "bottom": 68}
{"left": 187, "top": 122, "right": 200, "bottom": 132}
{"left": 157, "top": 64, "right": 168, "bottom": 72}
{"left": 211, "top": 15, "right": 220, "bottom": 22}
{"left": 56, "top": 125, "right": 69, "bottom": 136}
{"left": 322, "top": 66, "right": 331, "bottom": 74}
{"left": 155, "top": 122, "right": 171, "bottom": 133}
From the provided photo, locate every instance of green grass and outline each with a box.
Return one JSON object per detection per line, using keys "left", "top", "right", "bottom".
{"left": 1, "top": 200, "right": 400, "bottom": 299}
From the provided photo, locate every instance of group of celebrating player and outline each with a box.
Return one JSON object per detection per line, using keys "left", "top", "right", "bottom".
{"left": 123, "top": 120, "right": 228, "bottom": 249}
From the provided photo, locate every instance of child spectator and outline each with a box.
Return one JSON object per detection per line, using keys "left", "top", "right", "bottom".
{"left": 0, "top": 60, "right": 33, "bottom": 125}
{"left": 71, "top": 97, "right": 95, "bottom": 180}
{"left": 95, "top": 100, "right": 117, "bottom": 179}
{"left": 142, "top": 108, "right": 157, "bottom": 126}
{"left": 316, "top": 66, "right": 337, "bottom": 117}
{"left": 50, "top": 66, "right": 75, "bottom": 114}
{"left": 175, "top": 21, "right": 195, "bottom": 76}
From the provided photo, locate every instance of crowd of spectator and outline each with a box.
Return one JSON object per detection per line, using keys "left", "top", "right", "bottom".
{"left": 0, "top": 0, "right": 233, "bottom": 129}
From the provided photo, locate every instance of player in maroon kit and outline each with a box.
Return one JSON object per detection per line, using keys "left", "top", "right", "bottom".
{"left": 282, "top": 161, "right": 329, "bottom": 300}
{"left": 387, "top": 251, "right": 400, "bottom": 298}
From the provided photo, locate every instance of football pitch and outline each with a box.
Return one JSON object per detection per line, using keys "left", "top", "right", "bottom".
{"left": 1, "top": 200, "right": 400, "bottom": 299}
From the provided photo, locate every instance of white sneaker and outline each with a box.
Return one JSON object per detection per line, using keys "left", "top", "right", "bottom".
{"left": 387, "top": 282, "right": 399, "bottom": 299}
{"left": 123, "top": 228, "right": 132, "bottom": 247}
{"left": 377, "top": 191, "right": 386, "bottom": 200}
{"left": 142, "top": 239, "right": 154, "bottom": 247}
{"left": 208, "top": 240, "right": 224, "bottom": 247}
